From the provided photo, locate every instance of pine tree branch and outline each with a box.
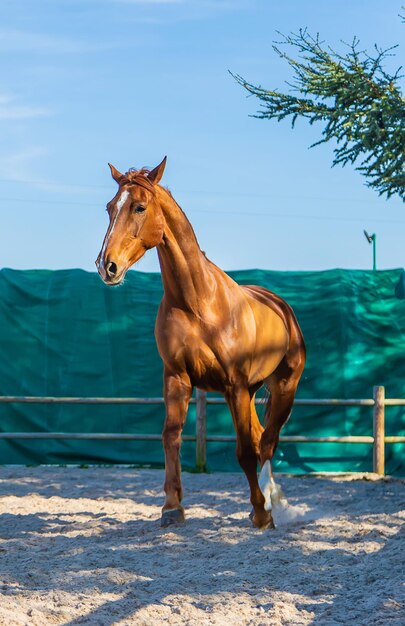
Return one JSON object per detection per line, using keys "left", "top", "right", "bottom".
{"left": 231, "top": 26, "right": 405, "bottom": 200}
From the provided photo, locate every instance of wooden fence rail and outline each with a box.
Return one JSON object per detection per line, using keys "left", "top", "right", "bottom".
{"left": 0, "top": 385, "right": 404, "bottom": 475}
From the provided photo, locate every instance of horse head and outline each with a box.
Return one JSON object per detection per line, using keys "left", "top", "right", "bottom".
{"left": 96, "top": 157, "right": 167, "bottom": 285}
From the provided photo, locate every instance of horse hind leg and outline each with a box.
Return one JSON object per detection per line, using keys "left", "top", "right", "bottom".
{"left": 258, "top": 386, "right": 294, "bottom": 513}
{"left": 249, "top": 385, "right": 286, "bottom": 512}
{"left": 226, "top": 386, "right": 275, "bottom": 530}
{"left": 248, "top": 394, "right": 278, "bottom": 528}
{"left": 250, "top": 392, "right": 286, "bottom": 506}
{"left": 226, "top": 388, "right": 262, "bottom": 511}
{"left": 258, "top": 350, "right": 305, "bottom": 513}
{"left": 258, "top": 457, "right": 287, "bottom": 512}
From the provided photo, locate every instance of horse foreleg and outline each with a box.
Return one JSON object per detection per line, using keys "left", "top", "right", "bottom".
{"left": 161, "top": 371, "right": 192, "bottom": 527}
{"left": 226, "top": 386, "right": 274, "bottom": 530}
{"left": 250, "top": 395, "right": 264, "bottom": 461}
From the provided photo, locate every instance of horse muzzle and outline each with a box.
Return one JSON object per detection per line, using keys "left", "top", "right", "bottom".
{"left": 95, "top": 256, "right": 126, "bottom": 286}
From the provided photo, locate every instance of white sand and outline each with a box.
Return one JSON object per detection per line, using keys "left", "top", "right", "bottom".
{"left": 0, "top": 467, "right": 403, "bottom": 625}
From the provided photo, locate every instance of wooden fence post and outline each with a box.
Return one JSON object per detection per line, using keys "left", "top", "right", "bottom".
{"left": 196, "top": 389, "right": 207, "bottom": 472}
{"left": 373, "top": 386, "right": 385, "bottom": 475}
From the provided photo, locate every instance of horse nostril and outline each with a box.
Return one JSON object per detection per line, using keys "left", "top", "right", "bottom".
{"left": 106, "top": 261, "right": 117, "bottom": 277}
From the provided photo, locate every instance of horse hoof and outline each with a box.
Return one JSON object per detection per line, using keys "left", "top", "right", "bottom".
{"left": 250, "top": 509, "right": 276, "bottom": 530}
{"left": 261, "top": 517, "right": 276, "bottom": 530}
{"left": 161, "top": 508, "right": 185, "bottom": 527}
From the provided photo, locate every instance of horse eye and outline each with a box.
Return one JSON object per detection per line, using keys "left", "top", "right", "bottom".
{"left": 134, "top": 205, "right": 146, "bottom": 214}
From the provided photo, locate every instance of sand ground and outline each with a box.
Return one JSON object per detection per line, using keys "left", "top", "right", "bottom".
{"left": 0, "top": 467, "right": 404, "bottom": 625}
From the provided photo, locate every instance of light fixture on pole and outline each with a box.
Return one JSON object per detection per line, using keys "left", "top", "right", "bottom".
{"left": 364, "top": 230, "right": 377, "bottom": 271}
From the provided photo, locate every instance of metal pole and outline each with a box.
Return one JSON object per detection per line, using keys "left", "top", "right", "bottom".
{"left": 363, "top": 230, "right": 377, "bottom": 271}
{"left": 373, "top": 386, "right": 385, "bottom": 475}
{"left": 372, "top": 234, "right": 377, "bottom": 271}
{"left": 195, "top": 389, "right": 207, "bottom": 472}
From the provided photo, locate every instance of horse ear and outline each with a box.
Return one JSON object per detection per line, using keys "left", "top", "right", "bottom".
{"left": 147, "top": 156, "right": 167, "bottom": 185}
{"left": 108, "top": 163, "right": 125, "bottom": 184}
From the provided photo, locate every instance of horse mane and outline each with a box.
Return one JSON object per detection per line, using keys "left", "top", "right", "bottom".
{"left": 123, "top": 166, "right": 176, "bottom": 203}
{"left": 124, "top": 167, "right": 156, "bottom": 194}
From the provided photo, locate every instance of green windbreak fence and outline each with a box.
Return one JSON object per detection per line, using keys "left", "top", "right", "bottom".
{"left": 0, "top": 267, "right": 404, "bottom": 475}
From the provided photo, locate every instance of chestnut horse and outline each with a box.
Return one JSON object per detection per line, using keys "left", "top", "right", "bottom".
{"left": 96, "top": 157, "right": 305, "bottom": 529}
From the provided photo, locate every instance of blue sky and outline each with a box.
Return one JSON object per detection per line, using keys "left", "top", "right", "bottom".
{"left": 1, "top": 0, "right": 404, "bottom": 272}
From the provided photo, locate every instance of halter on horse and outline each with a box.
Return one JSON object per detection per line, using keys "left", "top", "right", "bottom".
{"left": 96, "top": 157, "right": 306, "bottom": 529}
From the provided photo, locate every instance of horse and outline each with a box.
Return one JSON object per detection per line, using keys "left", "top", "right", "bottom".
{"left": 96, "top": 157, "right": 306, "bottom": 529}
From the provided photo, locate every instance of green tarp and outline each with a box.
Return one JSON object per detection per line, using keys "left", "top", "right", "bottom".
{"left": 0, "top": 267, "right": 404, "bottom": 475}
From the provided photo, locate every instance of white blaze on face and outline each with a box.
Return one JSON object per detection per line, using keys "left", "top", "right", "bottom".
{"left": 116, "top": 189, "right": 130, "bottom": 212}
{"left": 100, "top": 189, "right": 130, "bottom": 270}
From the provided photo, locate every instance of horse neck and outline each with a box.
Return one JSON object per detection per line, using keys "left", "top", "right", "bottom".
{"left": 156, "top": 188, "right": 215, "bottom": 311}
